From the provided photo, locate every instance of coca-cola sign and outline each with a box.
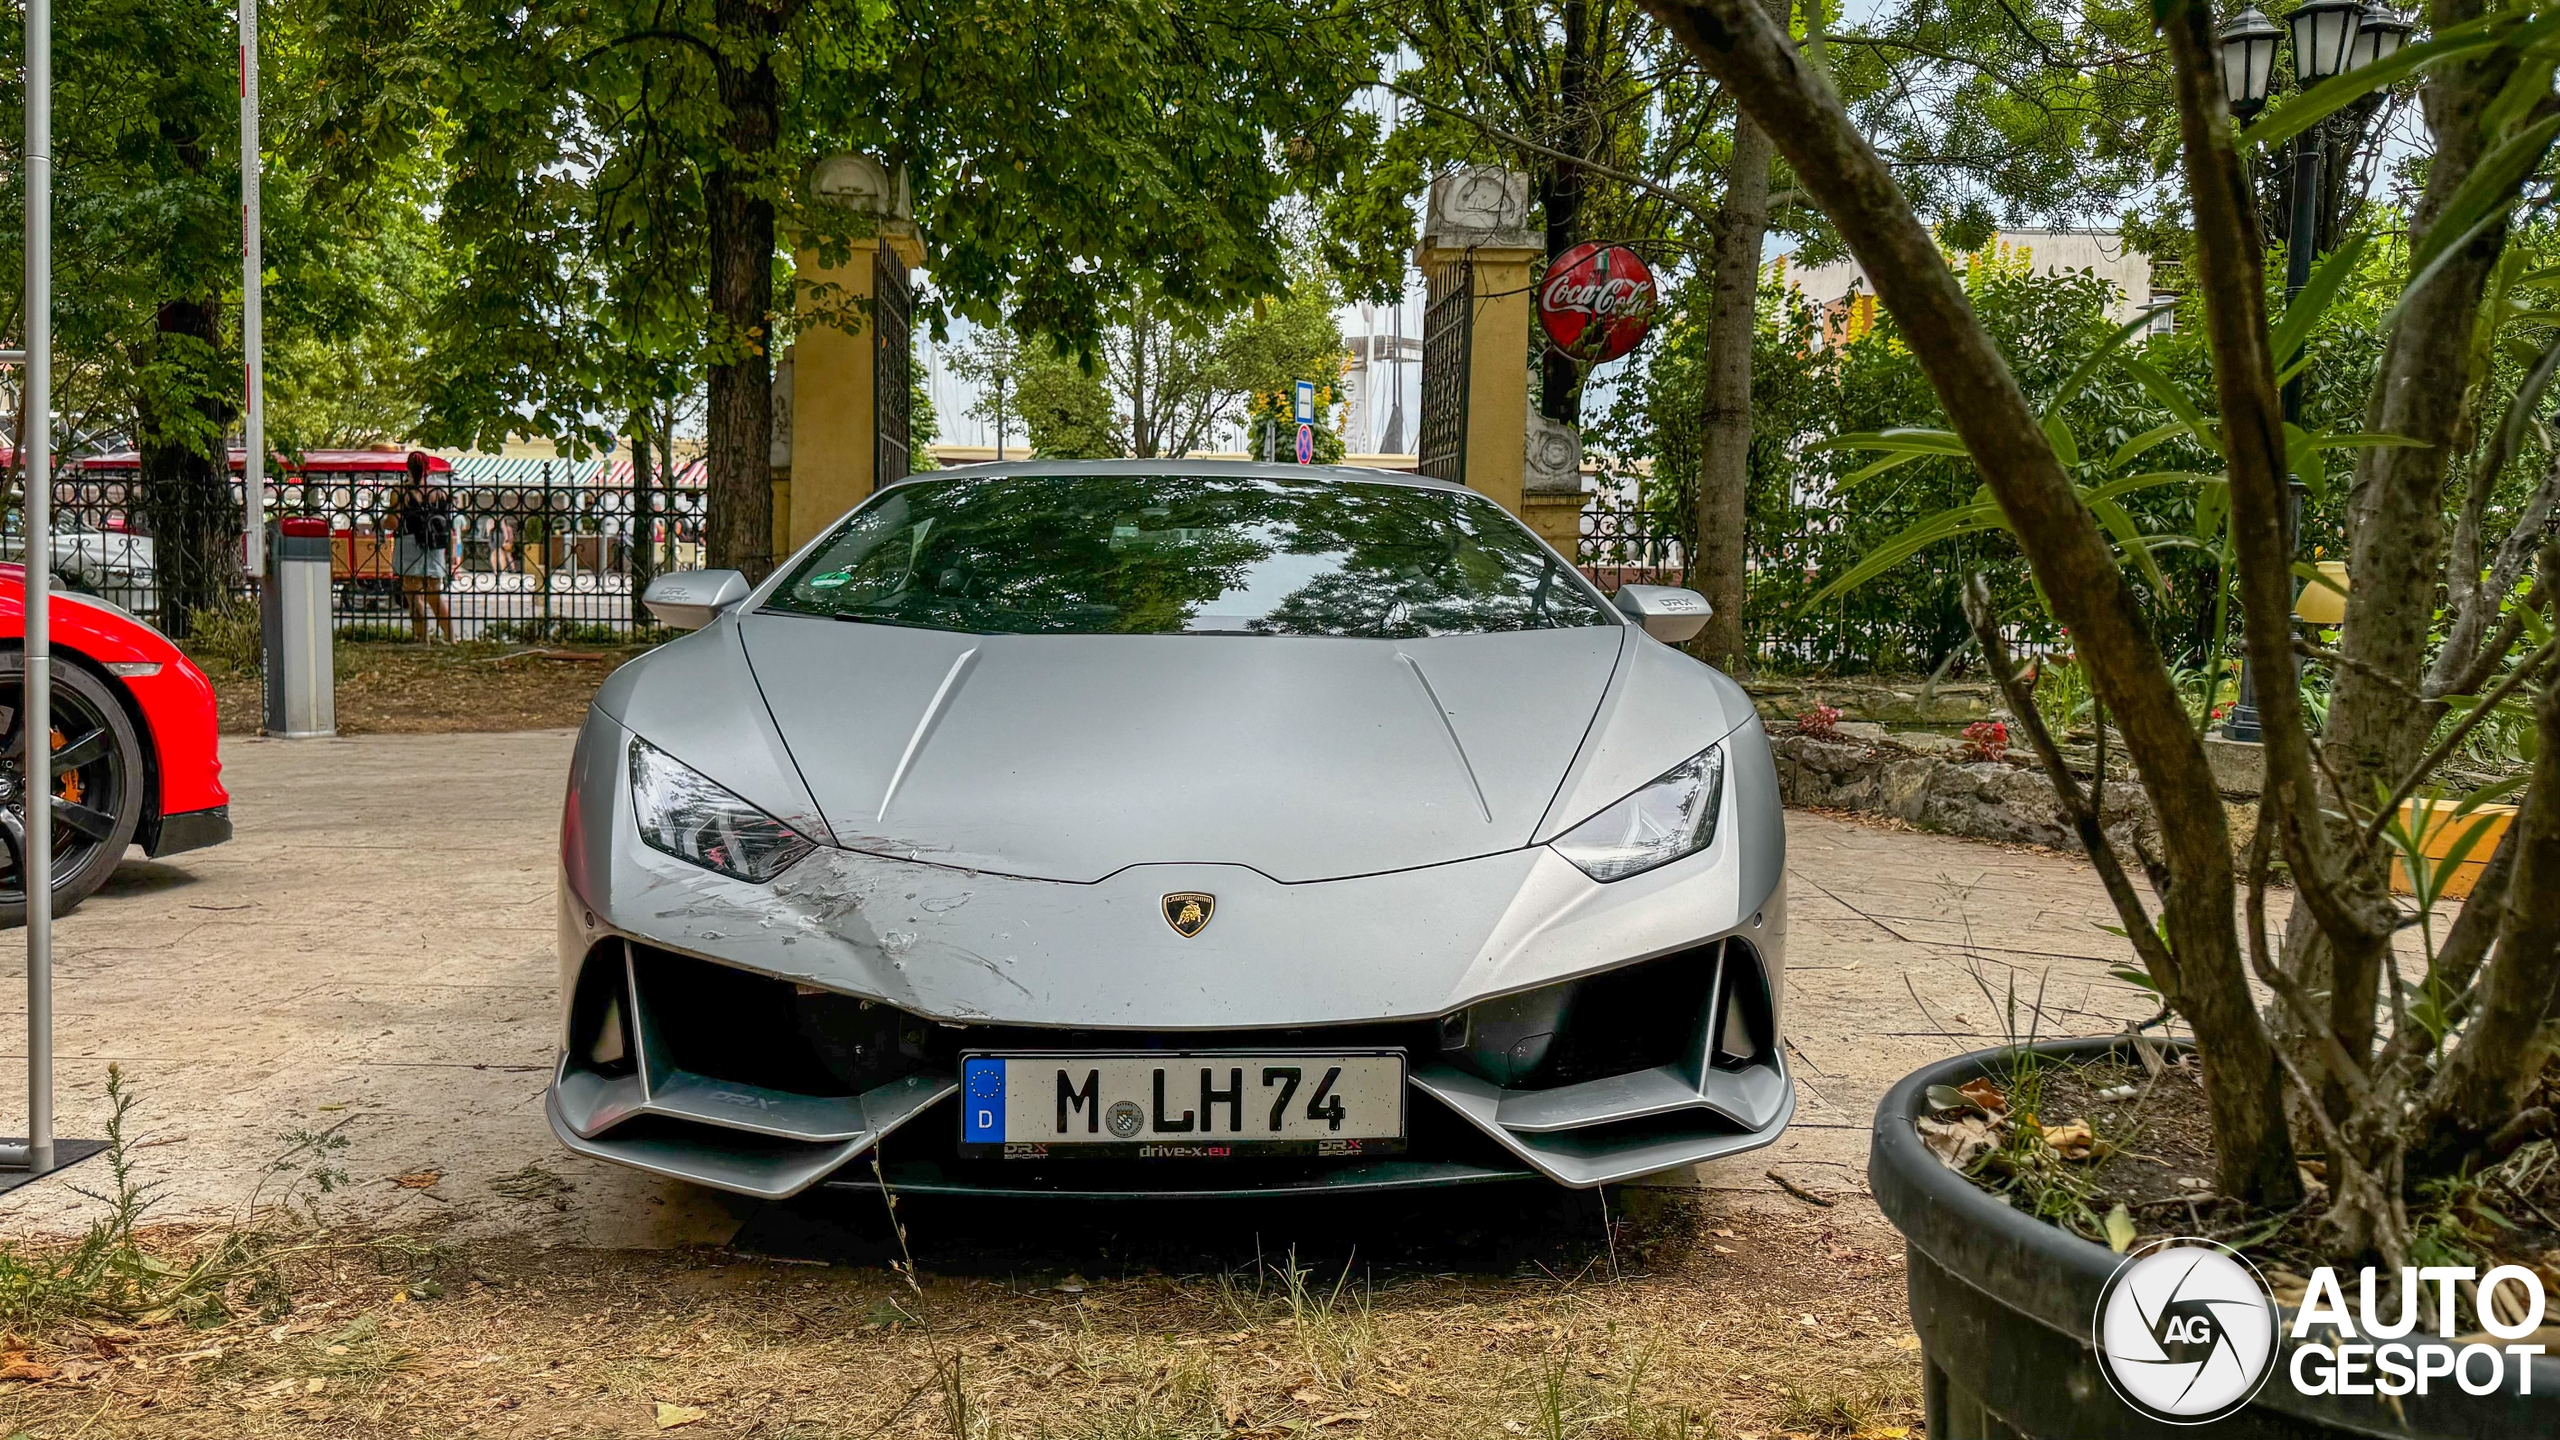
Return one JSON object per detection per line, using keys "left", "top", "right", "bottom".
{"left": 1537, "top": 243, "right": 1658, "bottom": 363}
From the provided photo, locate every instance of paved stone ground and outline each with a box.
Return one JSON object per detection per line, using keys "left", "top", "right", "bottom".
{"left": 0, "top": 730, "right": 2190, "bottom": 1248}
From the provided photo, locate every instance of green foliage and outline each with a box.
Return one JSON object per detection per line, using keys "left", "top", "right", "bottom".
{"left": 1603, "top": 243, "right": 2209, "bottom": 670}
{"left": 0, "top": 1067, "right": 357, "bottom": 1332}
{"left": 416, "top": 0, "right": 1387, "bottom": 455}
{"left": 957, "top": 257, "right": 1351, "bottom": 462}
{"left": 187, "top": 598, "right": 267, "bottom": 675}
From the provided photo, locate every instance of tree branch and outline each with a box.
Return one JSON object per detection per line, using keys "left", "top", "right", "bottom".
{"left": 1635, "top": 0, "right": 2299, "bottom": 1207}
{"left": 1963, "top": 577, "right": 2180, "bottom": 996}
{"left": 1383, "top": 82, "right": 1724, "bottom": 233}
{"left": 2362, "top": 636, "right": 2557, "bottom": 852}
{"left": 2433, "top": 344, "right": 2560, "bottom": 698}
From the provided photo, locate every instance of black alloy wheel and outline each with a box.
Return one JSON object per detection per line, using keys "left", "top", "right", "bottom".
{"left": 0, "top": 656, "right": 145, "bottom": 926}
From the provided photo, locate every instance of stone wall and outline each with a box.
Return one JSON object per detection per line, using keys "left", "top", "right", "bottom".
{"left": 1772, "top": 732, "right": 2162, "bottom": 856}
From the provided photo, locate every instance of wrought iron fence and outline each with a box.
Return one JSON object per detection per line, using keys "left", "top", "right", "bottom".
{"left": 49, "top": 461, "right": 708, "bottom": 641}
{"left": 1576, "top": 499, "right": 1686, "bottom": 594}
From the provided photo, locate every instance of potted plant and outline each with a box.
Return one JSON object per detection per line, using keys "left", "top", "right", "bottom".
{"left": 1638, "top": 0, "right": 2560, "bottom": 1432}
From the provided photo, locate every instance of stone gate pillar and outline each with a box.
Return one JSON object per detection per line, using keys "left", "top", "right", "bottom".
{"left": 1414, "top": 168, "right": 1542, "bottom": 524}
{"left": 779, "top": 155, "right": 924, "bottom": 557}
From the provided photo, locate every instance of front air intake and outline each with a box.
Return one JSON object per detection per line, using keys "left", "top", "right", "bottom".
{"left": 1712, "top": 938, "right": 1776, "bottom": 1070}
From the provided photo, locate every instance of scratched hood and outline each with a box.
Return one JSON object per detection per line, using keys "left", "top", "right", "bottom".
{"left": 730, "top": 612, "right": 1629, "bottom": 883}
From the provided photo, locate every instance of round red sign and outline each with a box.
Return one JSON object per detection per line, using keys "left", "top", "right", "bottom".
{"left": 1536, "top": 243, "right": 1659, "bottom": 364}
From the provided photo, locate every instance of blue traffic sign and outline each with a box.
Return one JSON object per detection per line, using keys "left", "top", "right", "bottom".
{"left": 1293, "top": 379, "right": 1316, "bottom": 425}
{"left": 1295, "top": 423, "right": 1315, "bottom": 464}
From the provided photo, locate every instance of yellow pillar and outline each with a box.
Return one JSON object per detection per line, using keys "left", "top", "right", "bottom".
{"left": 784, "top": 232, "right": 919, "bottom": 554}
{"left": 1519, "top": 490, "right": 1583, "bottom": 553}
{"left": 1414, "top": 168, "right": 1543, "bottom": 523}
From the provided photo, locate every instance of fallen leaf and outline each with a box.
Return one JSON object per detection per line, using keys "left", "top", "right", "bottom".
{"left": 1712, "top": 1244, "right": 1736, "bottom": 1256}
{"left": 1055, "top": 1273, "right": 1088, "bottom": 1295}
{"left": 2041, "top": 1120, "right": 2095, "bottom": 1160}
{"left": 1852, "top": 1427, "right": 1912, "bottom": 1440}
{"left": 307, "top": 1377, "right": 327, "bottom": 1394}
{"left": 1710, "top": 1227, "right": 1736, "bottom": 1238}
{"left": 1891, "top": 1333, "right": 1922, "bottom": 1351}
{"left": 1916, "top": 1115, "right": 1994, "bottom": 1171}
{"left": 2104, "top": 1203, "right": 2135, "bottom": 1254}
{"left": 1924, "top": 1083, "right": 1973, "bottom": 1113}
{"left": 1312, "top": 1412, "right": 1373, "bottom": 1428}
{"left": 1292, "top": 1387, "right": 1328, "bottom": 1406}
{"left": 0, "top": 1355, "right": 54, "bottom": 1382}
{"left": 1957, "top": 1078, "right": 2006, "bottom": 1113}
{"left": 392, "top": 1171, "right": 442, "bottom": 1189}
{"left": 655, "top": 1402, "right": 706, "bottom": 1429}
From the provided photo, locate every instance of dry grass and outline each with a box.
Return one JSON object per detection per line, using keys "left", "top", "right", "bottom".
{"left": 189, "top": 640, "right": 649, "bottom": 736}
{"left": 0, "top": 1187, "right": 1921, "bottom": 1439}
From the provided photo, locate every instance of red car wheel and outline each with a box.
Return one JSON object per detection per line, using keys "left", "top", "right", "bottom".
{"left": 0, "top": 656, "right": 144, "bottom": 925}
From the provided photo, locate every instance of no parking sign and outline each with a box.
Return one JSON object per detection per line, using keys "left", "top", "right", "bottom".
{"left": 1295, "top": 423, "right": 1315, "bottom": 464}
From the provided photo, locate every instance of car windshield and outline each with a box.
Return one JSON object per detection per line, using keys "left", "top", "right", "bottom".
{"left": 764, "top": 473, "right": 1618, "bottom": 638}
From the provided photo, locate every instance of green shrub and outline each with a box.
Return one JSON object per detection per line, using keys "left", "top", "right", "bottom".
{"left": 185, "top": 598, "right": 263, "bottom": 674}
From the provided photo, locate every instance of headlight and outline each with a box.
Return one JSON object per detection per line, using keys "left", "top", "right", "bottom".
{"left": 1550, "top": 744, "right": 1726, "bottom": 882}
{"left": 628, "top": 738, "right": 816, "bottom": 882}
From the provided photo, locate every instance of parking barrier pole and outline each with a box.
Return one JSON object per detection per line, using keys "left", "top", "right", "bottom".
{"left": 240, "top": 0, "right": 266, "bottom": 581}
{"left": 24, "top": 0, "right": 55, "bottom": 1176}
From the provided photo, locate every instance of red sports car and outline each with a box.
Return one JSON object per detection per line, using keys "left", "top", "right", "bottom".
{"left": 0, "top": 568, "right": 229, "bottom": 923}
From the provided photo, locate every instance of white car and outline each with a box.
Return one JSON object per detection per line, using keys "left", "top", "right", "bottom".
{"left": 2, "top": 517, "right": 157, "bottom": 609}
{"left": 550, "top": 460, "right": 1791, "bottom": 1202}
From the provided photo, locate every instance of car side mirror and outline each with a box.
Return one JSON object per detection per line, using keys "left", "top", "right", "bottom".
{"left": 643, "top": 569, "right": 752, "bottom": 631}
{"left": 1613, "top": 585, "right": 1711, "bottom": 644}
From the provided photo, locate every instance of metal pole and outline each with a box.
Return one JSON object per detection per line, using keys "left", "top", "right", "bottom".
{"left": 24, "top": 0, "right": 55, "bottom": 1175}
{"left": 2224, "top": 125, "right": 2324, "bottom": 745}
{"left": 241, "top": 0, "right": 265, "bottom": 577}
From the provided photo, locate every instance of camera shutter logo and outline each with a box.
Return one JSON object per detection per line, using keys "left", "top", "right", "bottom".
{"left": 2093, "top": 1239, "right": 2279, "bottom": 1424}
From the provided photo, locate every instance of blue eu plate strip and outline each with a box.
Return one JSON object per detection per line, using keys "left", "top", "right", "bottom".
{"left": 962, "top": 1058, "right": 1006, "bottom": 1143}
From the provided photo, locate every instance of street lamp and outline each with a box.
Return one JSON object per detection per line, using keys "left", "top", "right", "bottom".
{"left": 2219, "top": 7, "right": 2283, "bottom": 119}
{"left": 2288, "top": 0, "right": 2366, "bottom": 83}
{"left": 2215, "top": 0, "right": 2396, "bottom": 743}
{"left": 2351, "top": 6, "right": 2413, "bottom": 70}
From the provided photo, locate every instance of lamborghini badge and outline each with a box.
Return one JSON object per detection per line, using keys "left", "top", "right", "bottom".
{"left": 1162, "top": 892, "right": 1215, "bottom": 938}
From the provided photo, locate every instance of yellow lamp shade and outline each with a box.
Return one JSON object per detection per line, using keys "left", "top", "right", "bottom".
{"left": 2296, "top": 560, "right": 2350, "bottom": 626}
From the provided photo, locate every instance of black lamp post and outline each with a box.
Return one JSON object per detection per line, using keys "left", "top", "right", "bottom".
{"left": 2218, "top": 6, "right": 2282, "bottom": 119}
{"left": 2215, "top": 2, "right": 2401, "bottom": 744}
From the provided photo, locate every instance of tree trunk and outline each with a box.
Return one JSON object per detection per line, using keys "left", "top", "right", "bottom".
{"left": 1539, "top": 0, "right": 1593, "bottom": 427}
{"left": 2273, "top": 21, "right": 2536, "bottom": 1115}
{"left": 701, "top": 0, "right": 791, "bottom": 579}
{"left": 1637, "top": 0, "right": 2302, "bottom": 1208}
{"left": 1688, "top": 63, "right": 1775, "bottom": 670}
{"left": 630, "top": 412, "right": 657, "bottom": 622}
{"left": 2411, "top": 568, "right": 2560, "bottom": 1172}
{"left": 138, "top": 299, "right": 240, "bottom": 639}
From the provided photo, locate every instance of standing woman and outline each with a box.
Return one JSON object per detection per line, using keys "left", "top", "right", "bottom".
{"left": 388, "top": 452, "right": 457, "bottom": 643}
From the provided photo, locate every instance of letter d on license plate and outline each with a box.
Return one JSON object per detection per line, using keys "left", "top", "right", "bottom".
{"left": 958, "top": 1051, "right": 1405, "bottom": 1159}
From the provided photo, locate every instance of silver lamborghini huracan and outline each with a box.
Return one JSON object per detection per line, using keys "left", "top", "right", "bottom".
{"left": 551, "top": 460, "right": 1789, "bottom": 1200}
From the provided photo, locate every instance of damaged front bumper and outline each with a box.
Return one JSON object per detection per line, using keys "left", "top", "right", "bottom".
{"left": 552, "top": 711, "right": 1793, "bottom": 1199}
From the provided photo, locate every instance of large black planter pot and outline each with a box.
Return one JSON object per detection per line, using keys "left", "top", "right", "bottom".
{"left": 1871, "top": 1036, "right": 2560, "bottom": 1438}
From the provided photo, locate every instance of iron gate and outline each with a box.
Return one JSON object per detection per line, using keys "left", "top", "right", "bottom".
{"left": 1417, "top": 258, "right": 1473, "bottom": 486}
{"left": 875, "top": 249, "right": 912, "bottom": 486}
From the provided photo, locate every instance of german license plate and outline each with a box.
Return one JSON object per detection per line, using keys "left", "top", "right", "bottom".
{"left": 957, "top": 1052, "right": 1406, "bottom": 1159}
